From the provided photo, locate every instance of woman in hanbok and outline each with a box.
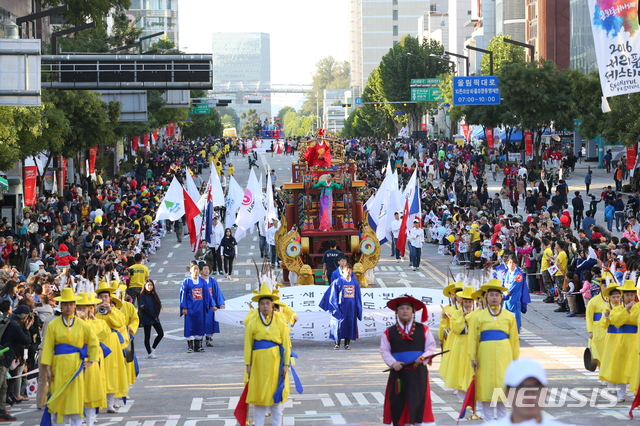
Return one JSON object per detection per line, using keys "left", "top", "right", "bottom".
{"left": 312, "top": 174, "right": 343, "bottom": 231}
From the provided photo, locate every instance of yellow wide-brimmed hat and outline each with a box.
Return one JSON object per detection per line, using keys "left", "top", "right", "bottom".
{"left": 617, "top": 279, "right": 638, "bottom": 293}
{"left": 603, "top": 283, "right": 621, "bottom": 298}
{"left": 54, "top": 287, "right": 79, "bottom": 303}
{"left": 75, "top": 292, "right": 99, "bottom": 306}
{"left": 472, "top": 288, "right": 486, "bottom": 300}
{"left": 251, "top": 283, "right": 280, "bottom": 303}
{"left": 457, "top": 286, "right": 476, "bottom": 300}
{"left": 443, "top": 282, "right": 462, "bottom": 297}
{"left": 480, "top": 279, "right": 507, "bottom": 294}
{"left": 96, "top": 280, "right": 115, "bottom": 295}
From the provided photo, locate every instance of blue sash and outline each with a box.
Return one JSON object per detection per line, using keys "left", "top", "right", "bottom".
{"left": 480, "top": 330, "right": 509, "bottom": 342}
{"left": 253, "top": 339, "right": 303, "bottom": 403}
{"left": 607, "top": 324, "right": 638, "bottom": 334}
{"left": 111, "top": 328, "right": 125, "bottom": 344}
{"left": 100, "top": 343, "right": 112, "bottom": 358}
{"left": 593, "top": 313, "right": 602, "bottom": 322}
{"left": 391, "top": 350, "right": 424, "bottom": 364}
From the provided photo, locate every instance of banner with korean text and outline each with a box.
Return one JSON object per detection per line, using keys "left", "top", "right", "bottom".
{"left": 88, "top": 146, "right": 97, "bottom": 174}
{"left": 217, "top": 286, "right": 448, "bottom": 341}
{"left": 588, "top": 0, "right": 640, "bottom": 97}
{"left": 485, "top": 128, "right": 494, "bottom": 148}
{"left": 627, "top": 144, "right": 637, "bottom": 170}
{"left": 525, "top": 132, "right": 534, "bottom": 156}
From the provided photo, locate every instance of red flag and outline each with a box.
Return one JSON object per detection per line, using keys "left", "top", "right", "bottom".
{"left": 629, "top": 384, "right": 640, "bottom": 418}
{"left": 234, "top": 383, "right": 250, "bottom": 425}
{"left": 525, "top": 132, "right": 533, "bottom": 157}
{"left": 457, "top": 378, "right": 476, "bottom": 425}
{"left": 396, "top": 199, "right": 410, "bottom": 258}
{"left": 486, "top": 128, "right": 494, "bottom": 148}
{"left": 183, "top": 188, "right": 201, "bottom": 251}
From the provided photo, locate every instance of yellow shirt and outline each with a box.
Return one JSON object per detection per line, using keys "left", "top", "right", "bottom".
{"left": 470, "top": 229, "right": 480, "bottom": 243}
{"left": 540, "top": 247, "right": 554, "bottom": 272}
{"left": 554, "top": 251, "right": 568, "bottom": 276}
{"left": 129, "top": 263, "right": 149, "bottom": 288}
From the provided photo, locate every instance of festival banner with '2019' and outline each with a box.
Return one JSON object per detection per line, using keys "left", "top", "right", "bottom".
{"left": 588, "top": 0, "right": 640, "bottom": 97}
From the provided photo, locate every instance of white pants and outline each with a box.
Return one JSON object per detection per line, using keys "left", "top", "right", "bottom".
{"left": 501, "top": 198, "right": 510, "bottom": 212}
{"left": 84, "top": 408, "right": 97, "bottom": 426}
{"left": 254, "top": 403, "right": 284, "bottom": 426}
{"left": 52, "top": 413, "right": 82, "bottom": 426}
{"left": 481, "top": 401, "right": 507, "bottom": 421}
{"left": 186, "top": 335, "right": 203, "bottom": 341}
{"left": 608, "top": 382, "right": 628, "bottom": 399}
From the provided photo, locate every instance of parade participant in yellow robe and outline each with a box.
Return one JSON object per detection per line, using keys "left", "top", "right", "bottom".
{"left": 41, "top": 288, "right": 100, "bottom": 425}
{"left": 95, "top": 282, "right": 128, "bottom": 413}
{"left": 75, "top": 293, "right": 110, "bottom": 426}
{"left": 468, "top": 280, "right": 519, "bottom": 421}
{"left": 116, "top": 285, "right": 140, "bottom": 387}
{"left": 438, "top": 282, "right": 462, "bottom": 382}
{"left": 585, "top": 278, "right": 609, "bottom": 364}
{"left": 446, "top": 286, "right": 478, "bottom": 396}
{"left": 599, "top": 281, "right": 640, "bottom": 402}
{"left": 235, "top": 284, "right": 292, "bottom": 426}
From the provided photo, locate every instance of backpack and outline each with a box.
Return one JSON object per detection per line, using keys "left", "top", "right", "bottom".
{"left": 0, "top": 316, "right": 11, "bottom": 365}
{"left": 28, "top": 222, "right": 38, "bottom": 234}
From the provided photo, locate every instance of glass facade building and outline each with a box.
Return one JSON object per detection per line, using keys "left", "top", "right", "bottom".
{"left": 569, "top": 0, "right": 596, "bottom": 73}
{"left": 126, "top": 0, "right": 179, "bottom": 50}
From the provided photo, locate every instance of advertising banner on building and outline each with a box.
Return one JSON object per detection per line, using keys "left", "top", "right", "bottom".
{"left": 24, "top": 166, "right": 37, "bottom": 206}
{"left": 588, "top": 0, "right": 640, "bottom": 97}
{"left": 525, "top": 132, "right": 534, "bottom": 156}
{"left": 486, "top": 128, "right": 494, "bottom": 148}
{"left": 88, "top": 147, "right": 97, "bottom": 174}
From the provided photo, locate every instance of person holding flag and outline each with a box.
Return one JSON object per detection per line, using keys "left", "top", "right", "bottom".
{"left": 408, "top": 219, "right": 424, "bottom": 271}
{"left": 380, "top": 295, "right": 436, "bottom": 426}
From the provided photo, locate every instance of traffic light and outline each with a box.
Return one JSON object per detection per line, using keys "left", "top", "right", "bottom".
{"left": 402, "top": 103, "right": 408, "bottom": 107}
{"left": 248, "top": 99, "right": 262, "bottom": 104}
{"left": 373, "top": 103, "right": 380, "bottom": 107}
{"left": 342, "top": 103, "right": 352, "bottom": 108}
{"left": 430, "top": 117, "right": 435, "bottom": 125}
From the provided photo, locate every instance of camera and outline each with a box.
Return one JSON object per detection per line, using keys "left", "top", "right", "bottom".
{"left": 97, "top": 306, "right": 108, "bottom": 315}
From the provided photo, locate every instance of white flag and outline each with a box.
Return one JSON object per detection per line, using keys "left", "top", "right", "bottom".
{"left": 225, "top": 176, "right": 244, "bottom": 229}
{"left": 155, "top": 177, "right": 185, "bottom": 221}
{"left": 234, "top": 169, "right": 266, "bottom": 242}
{"left": 208, "top": 162, "right": 225, "bottom": 207}
{"left": 266, "top": 178, "right": 277, "bottom": 222}
{"left": 184, "top": 169, "right": 202, "bottom": 204}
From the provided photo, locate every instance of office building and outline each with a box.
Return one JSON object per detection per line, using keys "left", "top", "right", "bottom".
{"left": 212, "top": 32, "right": 272, "bottom": 121}
{"left": 525, "top": 0, "right": 570, "bottom": 67}
{"left": 569, "top": 0, "right": 596, "bottom": 72}
{"left": 349, "top": 0, "right": 426, "bottom": 93}
{"left": 125, "top": 0, "right": 179, "bottom": 50}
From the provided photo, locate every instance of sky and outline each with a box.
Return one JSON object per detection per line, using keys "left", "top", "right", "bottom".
{"left": 178, "top": 0, "right": 350, "bottom": 111}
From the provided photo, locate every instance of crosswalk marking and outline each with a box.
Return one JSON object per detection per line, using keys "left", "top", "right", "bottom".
{"left": 375, "top": 278, "right": 387, "bottom": 288}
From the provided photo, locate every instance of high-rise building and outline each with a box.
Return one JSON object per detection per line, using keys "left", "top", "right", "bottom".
{"left": 525, "top": 0, "right": 570, "bottom": 68}
{"left": 496, "top": 0, "right": 526, "bottom": 43}
{"left": 125, "top": 0, "right": 179, "bottom": 50}
{"left": 212, "top": 32, "right": 272, "bottom": 121}
{"left": 569, "top": 0, "right": 596, "bottom": 73}
{"left": 349, "top": 0, "right": 427, "bottom": 93}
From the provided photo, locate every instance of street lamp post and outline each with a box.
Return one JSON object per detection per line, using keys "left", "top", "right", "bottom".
{"left": 466, "top": 45, "right": 493, "bottom": 75}
{"left": 430, "top": 54, "right": 457, "bottom": 75}
{"left": 444, "top": 51, "right": 470, "bottom": 76}
{"left": 503, "top": 39, "right": 535, "bottom": 63}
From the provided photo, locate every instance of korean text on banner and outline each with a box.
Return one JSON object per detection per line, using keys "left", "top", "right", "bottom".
{"left": 461, "top": 124, "right": 470, "bottom": 142}
{"left": 485, "top": 128, "right": 494, "bottom": 148}
{"left": 525, "top": 132, "right": 534, "bottom": 156}
{"left": 24, "top": 166, "right": 38, "bottom": 206}
{"left": 88, "top": 147, "right": 97, "bottom": 174}
{"left": 628, "top": 145, "right": 637, "bottom": 170}
{"left": 587, "top": 0, "right": 640, "bottom": 97}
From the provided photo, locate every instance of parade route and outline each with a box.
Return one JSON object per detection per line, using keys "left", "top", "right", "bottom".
{"left": 13, "top": 153, "right": 626, "bottom": 425}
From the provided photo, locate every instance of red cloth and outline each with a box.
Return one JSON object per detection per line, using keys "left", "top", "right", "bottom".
{"left": 303, "top": 140, "right": 332, "bottom": 168}
{"left": 234, "top": 383, "right": 249, "bottom": 425}
{"left": 457, "top": 378, "right": 476, "bottom": 424}
{"left": 396, "top": 199, "right": 410, "bottom": 257}
{"left": 183, "top": 189, "right": 201, "bottom": 252}
{"left": 382, "top": 367, "right": 434, "bottom": 425}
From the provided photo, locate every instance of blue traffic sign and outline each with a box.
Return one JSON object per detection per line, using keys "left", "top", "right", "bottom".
{"left": 453, "top": 76, "right": 501, "bottom": 105}
{"left": 355, "top": 97, "right": 363, "bottom": 105}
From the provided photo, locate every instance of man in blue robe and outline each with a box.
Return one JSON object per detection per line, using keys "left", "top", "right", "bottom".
{"left": 502, "top": 253, "right": 527, "bottom": 332}
{"left": 180, "top": 262, "right": 213, "bottom": 353}
{"left": 330, "top": 254, "right": 356, "bottom": 283}
{"left": 199, "top": 263, "right": 226, "bottom": 347}
{"left": 319, "top": 263, "right": 363, "bottom": 350}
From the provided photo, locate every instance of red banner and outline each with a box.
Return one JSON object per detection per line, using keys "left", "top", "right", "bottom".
{"left": 461, "top": 124, "right": 470, "bottom": 142}
{"left": 152, "top": 131, "right": 159, "bottom": 142}
{"left": 421, "top": 123, "right": 426, "bottom": 131}
{"left": 59, "top": 156, "right": 67, "bottom": 190}
{"left": 627, "top": 145, "right": 637, "bottom": 170}
{"left": 525, "top": 132, "right": 534, "bottom": 157}
{"left": 167, "top": 123, "right": 175, "bottom": 137}
{"left": 24, "top": 166, "right": 37, "bottom": 206}
{"left": 88, "top": 146, "right": 97, "bottom": 174}
{"left": 132, "top": 136, "right": 139, "bottom": 151}
{"left": 143, "top": 134, "right": 149, "bottom": 147}
{"left": 486, "top": 128, "right": 494, "bottom": 148}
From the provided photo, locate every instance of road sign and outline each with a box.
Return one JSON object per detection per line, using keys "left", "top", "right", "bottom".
{"left": 393, "top": 111, "right": 406, "bottom": 116}
{"left": 189, "top": 104, "right": 210, "bottom": 115}
{"left": 410, "top": 78, "right": 441, "bottom": 86}
{"left": 453, "top": 76, "right": 501, "bottom": 105}
{"left": 355, "top": 97, "right": 363, "bottom": 105}
{"left": 410, "top": 87, "right": 443, "bottom": 102}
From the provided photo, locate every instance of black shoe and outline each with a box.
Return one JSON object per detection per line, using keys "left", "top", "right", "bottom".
{"left": 0, "top": 413, "right": 16, "bottom": 421}
{"left": 206, "top": 337, "right": 213, "bottom": 347}
{"left": 543, "top": 297, "right": 555, "bottom": 303}
{"left": 197, "top": 339, "right": 205, "bottom": 352}
{"left": 334, "top": 342, "right": 340, "bottom": 350}
{"left": 554, "top": 306, "right": 567, "bottom": 313}
{"left": 187, "top": 340, "right": 194, "bottom": 353}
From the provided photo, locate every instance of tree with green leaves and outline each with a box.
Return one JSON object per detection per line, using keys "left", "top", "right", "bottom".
{"left": 182, "top": 109, "right": 223, "bottom": 139}
{"left": 277, "top": 106, "right": 295, "bottom": 120}
{"left": 39, "top": 0, "right": 131, "bottom": 28}
{"left": 239, "top": 109, "right": 261, "bottom": 138}
{"left": 480, "top": 35, "right": 526, "bottom": 76}
{"left": 217, "top": 107, "right": 240, "bottom": 129}
{"left": 300, "top": 57, "right": 350, "bottom": 118}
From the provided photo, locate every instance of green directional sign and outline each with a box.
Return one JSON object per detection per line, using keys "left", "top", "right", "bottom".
{"left": 410, "top": 87, "right": 443, "bottom": 102}
{"left": 189, "top": 104, "right": 210, "bottom": 115}
{"left": 410, "top": 78, "right": 442, "bottom": 86}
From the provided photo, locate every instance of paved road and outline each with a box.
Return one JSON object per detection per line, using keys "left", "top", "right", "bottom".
{"left": 14, "top": 153, "right": 628, "bottom": 425}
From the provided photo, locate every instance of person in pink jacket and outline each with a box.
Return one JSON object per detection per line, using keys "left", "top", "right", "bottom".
{"left": 54, "top": 243, "right": 77, "bottom": 269}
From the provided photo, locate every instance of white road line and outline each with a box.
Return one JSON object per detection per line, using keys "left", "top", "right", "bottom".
{"left": 190, "top": 398, "right": 203, "bottom": 411}
{"left": 234, "top": 270, "right": 239, "bottom": 275}
{"left": 395, "top": 266, "right": 403, "bottom": 271}
{"left": 250, "top": 245, "right": 255, "bottom": 249}
{"left": 163, "top": 261, "right": 169, "bottom": 265}
{"left": 399, "top": 272, "right": 407, "bottom": 277}
{"left": 168, "top": 252, "right": 174, "bottom": 258}
{"left": 376, "top": 278, "right": 387, "bottom": 288}
{"left": 173, "top": 244, "right": 181, "bottom": 248}
{"left": 246, "top": 284, "right": 252, "bottom": 291}
{"left": 246, "top": 270, "right": 251, "bottom": 275}
{"left": 149, "top": 263, "right": 156, "bottom": 268}
{"left": 417, "top": 272, "right": 425, "bottom": 277}
{"left": 374, "top": 267, "right": 379, "bottom": 272}
{"left": 380, "top": 266, "right": 388, "bottom": 271}
{"left": 158, "top": 268, "right": 164, "bottom": 273}
{"left": 335, "top": 393, "right": 352, "bottom": 406}
{"left": 253, "top": 237, "right": 257, "bottom": 241}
